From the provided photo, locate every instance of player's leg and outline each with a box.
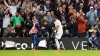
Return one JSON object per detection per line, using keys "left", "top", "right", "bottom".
{"left": 55, "top": 34, "right": 62, "bottom": 52}
{"left": 31, "top": 34, "right": 37, "bottom": 52}
{"left": 55, "top": 39, "right": 60, "bottom": 50}
{"left": 35, "top": 35, "right": 39, "bottom": 50}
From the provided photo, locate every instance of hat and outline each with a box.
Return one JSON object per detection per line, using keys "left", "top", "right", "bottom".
{"left": 90, "top": 6, "right": 94, "bottom": 9}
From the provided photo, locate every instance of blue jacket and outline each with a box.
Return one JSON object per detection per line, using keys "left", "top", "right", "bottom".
{"left": 86, "top": 11, "right": 97, "bottom": 25}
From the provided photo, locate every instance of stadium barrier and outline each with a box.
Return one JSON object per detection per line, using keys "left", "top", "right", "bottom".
{"left": 0, "top": 37, "right": 100, "bottom": 50}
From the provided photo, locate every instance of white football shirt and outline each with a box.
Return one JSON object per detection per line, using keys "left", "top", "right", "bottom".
{"left": 54, "top": 19, "right": 63, "bottom": 34}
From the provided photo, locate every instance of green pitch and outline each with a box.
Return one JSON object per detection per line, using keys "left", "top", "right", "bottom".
{"left": 0, "top": 50, "right": 100, "bottom": 56}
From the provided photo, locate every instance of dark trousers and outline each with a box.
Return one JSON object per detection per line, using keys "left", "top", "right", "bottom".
{"left": 78, "top": 32, "right": 86, "bottom": 38}
{"left": 31, "top": 33, "right": 39, "bottom": 50}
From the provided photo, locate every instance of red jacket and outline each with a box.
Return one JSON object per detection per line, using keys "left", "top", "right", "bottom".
{"left": 77, "top": 16, "right": 87, "bottom": 34}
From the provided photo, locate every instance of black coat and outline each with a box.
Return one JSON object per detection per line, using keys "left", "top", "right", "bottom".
{"left": 15, "top": 27, "right": 22, "bottom": 37}
{"left": 68, "top": 21, "right": 78, "bottom": 36}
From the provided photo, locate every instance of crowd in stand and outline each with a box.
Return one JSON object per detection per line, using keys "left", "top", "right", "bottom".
{"left": 0, "top": 0, "right": 100, "bottom": 38}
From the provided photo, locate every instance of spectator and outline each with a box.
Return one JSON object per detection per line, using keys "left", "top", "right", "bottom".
{"left": 20, "top": 9, "right": 26, "bottom": 19}
{"left": 34, "top": 5, "right": 44, "bottom": 19}
{"left": 0, "top": 5, "right": 4, "bottom": 37}
{"left": 15, "top": 24, "right": 22, "bottom": 37}
{"left": 83, "top": 0, "right": 90, "bottom": 13}
{"left": 94, "top": 17, "right": 100, "bottom": 25}
{"left": 86, "top": 6, "right": 97, "bottom": 25}
{"left": 89, "top": 1, "right": 95, "bottom": 7}
{"left": 22, "top": 0, "right": 32, "bottom": 9}
{"left": 0, "top": 5, "right": 4, "bottom": 27}
{"left": 3, "top": 24, "right": 12, "bottom": 37}
{"left": 5, "top": 26, "right": 16, "bottom": 37}
{"left": 56, "top": 0, "right": 62, "bottom": 8}
{"left": 33, "top": 2, "right": 40, "bottom": 12}
{"left": 46, "top": 11, "right": 54, "bottom": 37}
{"left": 73, "top": 0, "right": 80, "bottom": 11}
{"left": 97, "top": 2, "right": 100, "bottom": 17}
{"left": 47, "top": 11, "right": 53, "bottom": 24}
{"left": 44, "top": 0, "right": 51, "bottom": 11}
{"left": 21, "top": 27, "right": 29, "bottom": 37}
{"left": 88, "top": 32, "right": 98, "bottom": 50}
{"left": 10, "top": 12, "right": 24, "bottom": 28}
{"left": 94, "top": 4, "right": 98, "bottom": 15}
{"left": 39, "top": 16, "right": 49, "bottom": 37}
{"left": 62, "top": 19, "right": 69, "bottom": 37}
{"left": 3, "top": 8, "right": 11, "bottom": 29}
{"left": 24, "top": 15, "right": 33, "bottom": 32}
{"left": 79, "top": 3, "right": 85, "bottom": 13}
{"left": 77, "top": 12, "right": 87, "bottom": 37}
{"left": 69, "top": 15, "right": 78, "bottom": 37}
{"left": 4, "top": 0, "right": 21, "bottom": 16}
{"left": 88, "top": 25, "right": 97, "bottom": 37}
{"left": 55, "top": 7, "right": 63, "bottom": 20}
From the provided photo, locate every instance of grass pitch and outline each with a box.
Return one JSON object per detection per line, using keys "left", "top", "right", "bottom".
{"left": 0, "top": 50, "right": 100, "bottom": 56}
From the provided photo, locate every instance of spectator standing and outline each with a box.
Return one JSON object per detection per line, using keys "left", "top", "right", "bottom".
{"left": 69, "top": 15, "right": 78, "bottom": 37}
{"left": 79, "top": 3, "right": 85, "bottom": 13}
{"left": 22, "top": 0, "right": 32, "bottom": 9}
{"left": 33, "top": 2, "right": 40, "bottom": 12}
{"left": 94, "top": 4, "right": 98, "bottom": 15}
{"left": 40, "top": 16, "right": 49, "bottom": 37}
{"left": 55, "top": 7, "right": 63, "bottom": 20}
{"left": 77, "top": 12, "right": 87, "bottom": 37}
{"left": 62, "top": 19, "right": 69, "bottom": 37}
{"left": 10, "top": 12, "right": 24, "bottom": 28}
{"left": 97, "top": 2, "right": 100, "bottom": 17}
{"left": 44, "top": 0, "right": 51, "bottom": 11}
{"left": 3, "top": 8, "right": 11, "bottom": 29}
{"left": 46, "top": 11, "right": 54, "bottom": 38}
{"left": 47, "top": 11, "right": 53, "bottom": 24}
{"left": 4, "top": 0, "right": 21, "bottom": 16}
{"left": 73, "top": 0, "right": 80, "bottom": 12}
{"left": 86, "top": 6, "right": 97, "bottom": 25}
{"left": 24, "top": 15, "right": 33, "bottom": 32}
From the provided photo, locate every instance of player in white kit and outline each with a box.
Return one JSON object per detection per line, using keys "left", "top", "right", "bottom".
{"left": 53, "top": 16, "right": 63, "bottom": 52}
